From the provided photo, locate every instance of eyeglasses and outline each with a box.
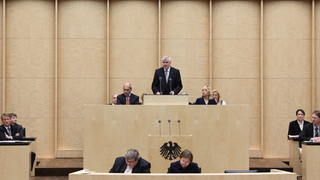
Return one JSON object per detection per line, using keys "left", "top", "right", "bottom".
{"left": 180, "top": 159, "right": 190, "bottom": 165}
{"left": 126, "top": 159, "right": 137, "bottom": 164}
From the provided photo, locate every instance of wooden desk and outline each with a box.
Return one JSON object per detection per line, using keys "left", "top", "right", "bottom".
{"left": 302, "top": 142, "right": 320, "bottom": 180}
{"left": 69, "top": 169, "right": 296, "bottom": 180}
{"left": 0, "top": 141, "right": 31, "bottom": 180}
{"left": 288, "top": 139, "right": 301, "bottom": 175}
{"left": 24, "top": 137, "right": 37, "bottom": 176}
{"left": 83, "top": 105, "right": 249, "bottom": 173}
{"left": 143, "top": 95, "right": 189, "bottom": 105}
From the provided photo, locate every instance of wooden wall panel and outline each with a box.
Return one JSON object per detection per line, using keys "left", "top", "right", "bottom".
{"left": 161, "top": 0, "right": 209, "bottom": 99}
{"left": 5, "top": 0, "right": 55, "bottom": 158}
{"left": 263, "top": 0, "right": 312, "bottom": 158}
{"left": 316, "top": 2, "right": 320, "bottom": 110}
{"left": 57, "top": 0, "right": 108, "bottom": 152}
{"left": 109, "top": 0, "right": 158, "bottom": 98}
{"left": 0, "top": 1, "right": 3, "bottom": 113}
{"left": 212, "top": 0, "right": 261, "bottom": 151}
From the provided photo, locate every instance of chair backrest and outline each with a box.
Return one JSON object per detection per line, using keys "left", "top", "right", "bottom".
{"left": 21, "top": 127, "right": 26, "bottom": 137}
{"left": 224, "top": 170, "right": 258, "bottom": 173}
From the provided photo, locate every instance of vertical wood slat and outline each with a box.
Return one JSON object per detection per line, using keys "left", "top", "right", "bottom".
{"left": 260, "top": 0, "right": 264, "bottom": 157}
{"left": 55, "top": 0, "right": 58, "bottom": 157}
{"left": 210, "top": 0, "right": 212, "bottom": 88}
{"left": 2, "top": 0, "right": 5, "bottom": 113}
{"left": 158, "top": 0, "right": 161, "bottom": 66}
{"left": 312, "top": 0, "right": 315, "bottom": 111}
{"left": 107, "top": 0, "right": 110, "bottom": 104}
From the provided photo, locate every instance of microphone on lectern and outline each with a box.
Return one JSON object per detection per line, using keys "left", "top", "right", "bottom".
{"left": 168, "top": 119, "right": 171, "bottom": 135}
{"left": 159, "top": 77, "right": 163, "bottom": 95}
{"left": 177, "top": 120, "right": 181, "bottom": 135}
{"left": 169, "top": 78, "right": 172, "bottom": 94}
{"left": 158, "top": 120, "right": 161, "bottom": 135}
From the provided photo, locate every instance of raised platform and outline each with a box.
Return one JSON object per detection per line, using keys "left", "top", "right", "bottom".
{"left": 32, "top": 158, "right": 293, "bottom": 180}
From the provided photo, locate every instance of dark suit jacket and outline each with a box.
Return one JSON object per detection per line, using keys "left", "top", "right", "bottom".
{"left": 167, "top": 160, "right": 200, "bottom": 173}
{"left": 109, "top": 157, "right": 151, "bottom": 173}
{"left": 193, "top": 98, "right": 217, "bottom": 105}
{"left": 116, "top": 93, "right": 140, "bottom": 105}
{"left": 299, "top": 123, "right": 317, "bottom": 141}
{"left": 288, "top": 120, "right": 310, "bottom": 139}
{"left": 12, "top": 123, "right": 25, "bottom": 137}
{"left": 151, "top": 67, "right": 182, "bottom": 95}
{"left": 0, "top": 124, "right": 23, "bottom": 140}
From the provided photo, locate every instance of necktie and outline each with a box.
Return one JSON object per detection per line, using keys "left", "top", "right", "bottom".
{"left": 8, "top": 127, "right": 11, "bottom": 136}
{"left": 126, "top": 96, "right": 130, "bottom": 105}
{"left": 165, "top": 70, "right": 168, "bottom": 83}
{"left": 315, "top": 127, "right": 319, "bottom": 137}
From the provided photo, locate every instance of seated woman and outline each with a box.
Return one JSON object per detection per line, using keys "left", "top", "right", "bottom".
{"left": 288, "top": 109, "right": 310, "bottom": 139}
{"left": 212, "top": 89, "right": 226, "bottom": 105}
{"left": 193, "top": 86, "right": 216, "bottom": 105}
{"left": 167, "top": 149, "right": 200, "bottom": 173}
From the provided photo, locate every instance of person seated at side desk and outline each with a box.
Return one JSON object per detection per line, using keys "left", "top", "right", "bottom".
{"left": 288, "top": 109, "right": 310, "bottom": 140}
{"left": 212, "top": 89, "right": 226, "bottom": 105}
{"left": 193, "top": 86, "right": 216, "bottom": 105}
{"left": 167, "top": 149, "right": 200, "bottom": 173}
{"left": 109, "top": 149, "right": 151, "bottom": 173}
{"left": 117, "top": 83, "right": 140, "bottom": 105}
{"left": 109, "top": 93, "right": 118, "bottom": 105}
{"left": 0, "top": 113, "right": 22, "bottom": 140}
{"left": 299, "top": 110, "right": 320, "bottom": 142}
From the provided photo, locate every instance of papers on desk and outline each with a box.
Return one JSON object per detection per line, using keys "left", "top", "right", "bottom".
{"left": 288, "top": 135, "right": 299, "bottom": 139}
{"left": 0, "top": 140, "right": 29, "bottom": 143}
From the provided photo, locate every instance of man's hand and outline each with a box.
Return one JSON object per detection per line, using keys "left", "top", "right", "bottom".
{"left": 15, "top": 133, "right": 20, "bottom": 136}
{"left": 156, "top": 92, "right": 160, "bottom": 95}
{"left": 170, "top": 91, "right": 175, "bottom": 95}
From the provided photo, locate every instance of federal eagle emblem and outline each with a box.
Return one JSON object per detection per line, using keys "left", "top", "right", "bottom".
{"left": 160, "top": 141, "right": 181, "bottom": 160}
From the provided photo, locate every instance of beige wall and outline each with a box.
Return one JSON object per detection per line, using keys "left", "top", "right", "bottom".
{"left": 0, "top": 0, "right": 318, "bottom": 158}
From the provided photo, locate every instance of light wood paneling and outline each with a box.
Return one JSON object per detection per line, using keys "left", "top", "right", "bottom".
{"left": 212, "top": 0, "right": 260, "bottom": 39}
{"left": 264, "top": 0, "right": 311, "bottom": 39}
{"left": 58, "top": 39, "right": 108, "bottom": 78}
{"left": 162, "top": 0, "right": 209, "bottom": 39}
{"left": 57, "top": 79, "right": 108, "bottom": 117}
{"left": 161, "top": 39, "right": 210, "bottom": 79}
{"left": 58, "top": 0, "right": 107, "bottom": 39}
{"left": 212, "top": 39, "right": 260, "bottom": 78}
{"left": 264, "top": 40, "right": 311, "bottom": 78}
{"left": 109, "top": 39, "right": 158, "bottom": 78}
{"left": 23, "top": 117, "right": 55, "bottom": 158}
{"left": 6, "top": 39, "right": 55, "bottom": 78}
{"left": 6, "top": 0, "right": 54, "bottom": 39}
{"left": 57, "top": 117, "right": 83, "bottom": 150}
{"left": 110, "top": 0, "right": 158, "bottom": 39}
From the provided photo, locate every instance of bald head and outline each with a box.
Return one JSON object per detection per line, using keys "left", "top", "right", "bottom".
{"left": 123, "top": 83, "right": 132, "bottom": 97}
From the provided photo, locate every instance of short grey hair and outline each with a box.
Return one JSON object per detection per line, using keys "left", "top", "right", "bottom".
{"left": 123, "top": 82, "right": 132, "bottom": 89}
{"left": 125, "top": 149, "right": 140, "bottom": 160}
{"left": 161, "top": 56, "right": 172, "bottom": 62}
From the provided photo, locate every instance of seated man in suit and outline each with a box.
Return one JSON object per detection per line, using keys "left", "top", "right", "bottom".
{"left": 151, "top": 56, "right": 183, "bottom": 95}
{"left": 167, "top": 149, "right": 200, "bottom": 173}
{"left": 299, "top": 110, "right": 320, "bottom": 142}
{"left": 109, "top": 149, "right": 151, "bottom": 173}
{"left": 0, "top": 113, "right": 22, "bottom": 140}
{"left": 10, "top": 113, "right": 25, "bottom": 136}
{"left": 109, "top": 93, "right": 118, "bottom": 105}
{"left": 117, "top": 83, "right": 140, "bottom": 105}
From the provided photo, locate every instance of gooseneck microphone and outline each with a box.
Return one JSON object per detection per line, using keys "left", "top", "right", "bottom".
{"left": 168, "top": 119, "right": 171, "bottom": 135}
{"left": 177, "top": 120, "right": 181, "bottom": 135}
{"left": 169, "top": 78, "right": 172, "bottom": 95}
{"left": 158, "top": 120, "right": 161, "bottom": 135}
{"left": 159, "top": 77, "right": 163, "bottom": 95}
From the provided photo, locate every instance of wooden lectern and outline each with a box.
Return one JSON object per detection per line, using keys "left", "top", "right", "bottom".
{"left": 143, "top": 95, "right": 189, "bottom": 105}
{"left": 302, "top": 142, "right": 320, "bottom": 180}
{"left": 288, "top": 139, "right": 301, "bottom": 175}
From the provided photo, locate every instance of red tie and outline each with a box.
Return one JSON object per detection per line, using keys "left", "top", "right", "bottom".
{"left": 126, "top": 96, "right": 130, "bottom": 105}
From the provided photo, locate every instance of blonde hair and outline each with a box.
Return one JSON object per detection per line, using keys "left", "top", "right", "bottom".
{"left": 201, "top": 85, "right": 212, "bottom": 100}
{"left": 212, "top": 89, "right": 223, "bottom": 103}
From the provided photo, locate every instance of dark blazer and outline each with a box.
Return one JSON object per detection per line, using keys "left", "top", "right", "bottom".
{"left": 288, "top": 120, "right": 310, "bottom": 139}
{"left": 116, "top": 93, "right": 140, "bottom": 105}
{"left": 299, "top": 123, "right": 316, "bottom": 141}
{"left": 193, "top": 98, "right": 217, "bottom": 105}
{"left": 167, "top": 160, "right": 200, "bottom": 173}
{"left": 151, "top": 67, "right": 183, "bottom": 95}
{"left": 0, "top": 124, "right": 23, "bottom": 140}
{"left": 109, "top": 157, "right": 151, "bottom": 173}
{"left": 12, "top": 123, "right": 25, "bottom": 137}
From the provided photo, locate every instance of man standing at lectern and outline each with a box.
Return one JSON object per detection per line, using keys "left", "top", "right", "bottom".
{"left": 151, "top": 56, "right": 183, "bottom": 95}
{"left": 117, "top": 83, "right": 140, "bottom": 105}
{"left": 109, "top": 149, "right": 151, "bottom": 173}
